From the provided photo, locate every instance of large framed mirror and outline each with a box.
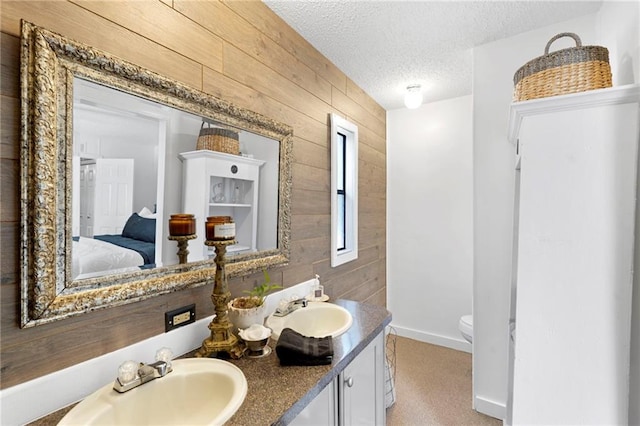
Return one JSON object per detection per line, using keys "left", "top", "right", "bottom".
{"left": 20, "top": 21, "right": 292, "bottom": 327}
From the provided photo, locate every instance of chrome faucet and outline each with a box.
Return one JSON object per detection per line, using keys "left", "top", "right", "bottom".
{"left": 273, "top": 297, "right": 308, "bottom": 317}
{"left": 114, "top": 360, "right": 172, "bottom": 393}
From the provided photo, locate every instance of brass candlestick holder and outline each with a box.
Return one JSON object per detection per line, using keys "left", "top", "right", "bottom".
{"left": 195, "top": 239, "right": 245, "bottom": 359}
{"left": 168, "top": 234, "right": 197, "bottom": 264}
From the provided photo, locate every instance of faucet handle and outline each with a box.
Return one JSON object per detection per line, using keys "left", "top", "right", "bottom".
{"left": 117, "top": 360, "right": 139, "bottom": 384}
{"left": 155, "top": 347, "right": 173, "bottom": 369}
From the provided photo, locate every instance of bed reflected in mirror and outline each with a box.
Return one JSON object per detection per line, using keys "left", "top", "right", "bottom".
{"left": 71, "top": 78, "right": 166, "bottom": 280}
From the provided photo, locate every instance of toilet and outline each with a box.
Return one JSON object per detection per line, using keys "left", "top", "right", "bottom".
{"left": 459, "top": 314, "right": 473, "bottom": 343}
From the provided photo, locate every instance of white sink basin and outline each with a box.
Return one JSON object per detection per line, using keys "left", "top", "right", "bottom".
{"left": 266, "top": 301, "right": 353, "bottom": 341}
{"left": 59, "top": 358, "right": 247, "bottom": 426}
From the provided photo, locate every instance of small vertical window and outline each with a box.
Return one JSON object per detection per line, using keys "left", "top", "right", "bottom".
{"left": 337, "top": 131, "right": 346, "bottom": 251}
{"left": 330, "top": 114, "right": 358, "bottom": 267}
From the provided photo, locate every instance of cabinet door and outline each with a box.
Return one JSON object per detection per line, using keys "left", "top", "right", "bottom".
{"left": 291, "top": 380, "right": 337, "bottom": 426}
{"left": 511, "top": 98, "right": 639, "bottom": 424}
{"left": 340, "top": 332, "right": 385, "bottom": 426}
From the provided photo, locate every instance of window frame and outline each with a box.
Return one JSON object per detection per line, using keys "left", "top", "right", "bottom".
{"left": 330, "top": 113, "right": 358, "bottom": 267}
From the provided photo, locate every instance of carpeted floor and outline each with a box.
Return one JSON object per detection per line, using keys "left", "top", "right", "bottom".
{"left": 386, "top": 336, "right": 502, "bottom": 426}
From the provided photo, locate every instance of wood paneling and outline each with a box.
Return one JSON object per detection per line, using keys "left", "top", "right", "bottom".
{"left": 282, "top": 264, "right": 315, "bottom": 288}
{"left": 71, "top": 0, "right": 224, "bottom": 73}
{"left": 223, "top": 44, "right": 330, "bottom": 123}
{"left": 0, "top": 33, "right": 20, "bottom": 98}
{"left": 291, "top": 188, "right": 329, "bottom": 215}
{"left": 332, "top": 87, "right": 386, "bottom": 137}
{"left": 0, "top": 1, "right": 203, "bottom": 90}
{"left": 291, "top": 214, "right": 331, "bottom": 241}
{"left": 0, "top": 0, "right": 386, "bottom": 391}
{"left": 222, "top": 0, "right": 347, "bottom": 91}
{"left": 0, "top": 159, "right": 18, "bottom": 221}
{"left": 347, "top": 78, "right": 386, "bottom": 124}
{"left": 293, "top": 163, "right": 329, "bottom": 192}
{"left": 202, "top": 66, "right": 331, "bottom": 147}
{"left": 0, "top": 96, "right": 20, "bottom": 159}
{"left": 313, "top": 246, "right": 381, "bottom": 284}
{"left": 295, "top": 137, "right": 330, "bottom": 169}
{"left": 175, "top": 0, "right": 332, "bottom": 104}
{"left": 366, "top": 287, "right": 387, "bottom": 308}
{"left": 339, "top": 262, "right": 386, "bottom": 301}
{"left": 1, "top": 33, "right": 20, "bottom": 160}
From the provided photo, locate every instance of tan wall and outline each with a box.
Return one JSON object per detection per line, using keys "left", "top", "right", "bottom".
{"left": 0, "top": 0, "right": 386, "bottom": 389}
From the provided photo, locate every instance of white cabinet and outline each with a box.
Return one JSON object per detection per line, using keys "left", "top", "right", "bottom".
{"left": 507, "top": 85, "right": 640, "bottom": 425}
{"left": 179, "top": 150, "right": 265, "bottom": 260}
{"left": 291, "top": 380, "right": 338, "bottom": 426}
{"left": 292, "top": 331, "right": 386, "bottom": 426}
{"left": 340, "top": 331, "right": 385, "bottom": 425}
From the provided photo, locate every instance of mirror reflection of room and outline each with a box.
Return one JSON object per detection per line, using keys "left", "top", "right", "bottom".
{"left": 71, "top": 78, "right": 279, "bottom": 281}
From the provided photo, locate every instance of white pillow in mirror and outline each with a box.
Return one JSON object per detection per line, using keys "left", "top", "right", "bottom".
{"left": 138, "top": 207, "right": 156, "bottom": 218}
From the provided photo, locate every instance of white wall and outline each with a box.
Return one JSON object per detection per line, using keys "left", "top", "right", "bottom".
{"left": 596, "top": 3, "right": 640, "bottom": 424}
{"left": 597, "top": 5, "right": 640, "bottom": 422}
{"left": 597, "top": 1, "right": 640, "bottom": 87}
{"left": 632, "top": 156, "right": 640, "bottom": 426}
{"left": 473, "top": 1, "right": 639, "bottom": 420}
{"left": 387, "top": 95, "right": 473, "bottom": 352}
{"left": 162, "top": 109, "right": 201, "bottom": 265}
{"left": 242, "top": 133, "right": 279, "bottom": 250}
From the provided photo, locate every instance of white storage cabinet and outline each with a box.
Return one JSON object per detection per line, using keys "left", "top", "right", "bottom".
{"left": 179, "top": 150, "right": 265, "bottom": 260}
{"left": 292, "top": 331, "right": 386, "bottom": 425}
{"left": 507, "top": 85, "right": 640, "bottom": 425}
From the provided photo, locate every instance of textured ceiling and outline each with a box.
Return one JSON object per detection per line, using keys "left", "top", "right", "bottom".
{"left": 263, "top": 0, "right": 603, "bottom": 110}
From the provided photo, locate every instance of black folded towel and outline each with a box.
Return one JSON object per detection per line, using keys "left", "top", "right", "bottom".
{"left": 275, "top": 328, "right": 334, "bottom": 366}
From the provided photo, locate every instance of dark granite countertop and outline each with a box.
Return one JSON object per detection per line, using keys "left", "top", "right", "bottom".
{"left": 28, "top": 299, "right": 391, "bottom": 426}
{"left": 226, "top": 299, "right": 391, "bottom": 425}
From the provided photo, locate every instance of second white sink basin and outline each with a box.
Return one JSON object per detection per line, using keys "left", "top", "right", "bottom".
{"left": 59, "top": 358, "right": 247, "bottom": 426}
{"left": 266, "top": 301, "right": 353, "bottom": 341}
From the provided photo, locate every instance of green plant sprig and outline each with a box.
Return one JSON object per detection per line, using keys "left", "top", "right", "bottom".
{"left": 237, "top": 270, "right": 283, "bottom": 307}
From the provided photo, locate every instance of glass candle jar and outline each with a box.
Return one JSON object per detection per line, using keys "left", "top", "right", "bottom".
{"left": 206, "top": 216, "right": 235, "bottom": 241}
{"left": 168, "top": 214, "right": 196, "bottom": 236}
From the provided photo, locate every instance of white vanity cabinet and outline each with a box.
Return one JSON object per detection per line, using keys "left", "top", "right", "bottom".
{"left": 291, "top": 380, "right": 338, "bottom": 425}
{"left": 507, "top": 85, "right": 640, "bottom": 424}
{"left": 340, "top": 331, "right": 385, "bottom": 425}
{"left": 179, "top": 150, "right": 265, "bottom": 260}
{"left": 292, "top": 331, "right": 386, "bottom": 426}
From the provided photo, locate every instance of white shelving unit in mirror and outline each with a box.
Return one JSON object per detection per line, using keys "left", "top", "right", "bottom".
{"left": 179, "top": 150, "right": 265, "bottom": 261}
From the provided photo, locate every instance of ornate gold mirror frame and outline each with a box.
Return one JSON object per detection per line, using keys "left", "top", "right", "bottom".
{"left": 20, "top": 21, "right": 292, "bottom": 327}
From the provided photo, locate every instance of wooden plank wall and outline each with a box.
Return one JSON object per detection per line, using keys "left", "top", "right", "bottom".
{"left": 0, "top": 1, "right": 386, "bottom": 389}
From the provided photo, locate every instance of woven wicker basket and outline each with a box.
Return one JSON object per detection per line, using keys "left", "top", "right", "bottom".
{"left": 196, "top": 123, "right": 239, "bottom": 155}
{"left": 513, "top": 33, "right": 612, "bottom": 102}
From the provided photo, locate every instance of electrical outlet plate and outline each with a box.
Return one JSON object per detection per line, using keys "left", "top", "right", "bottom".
{"left": 165, "top": 304, "right": 196, "bottom": 332}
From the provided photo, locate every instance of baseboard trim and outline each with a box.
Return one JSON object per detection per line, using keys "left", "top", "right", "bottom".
{"left": 391, "top": 324, "right": 472, "bottom": 353}
{"left": 474, "top": 394, "right": 506, "bottom": 420}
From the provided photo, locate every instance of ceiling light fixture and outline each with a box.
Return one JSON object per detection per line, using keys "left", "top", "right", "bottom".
{"left": 404, "top": 84, "right": 423, "bottom": 109}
